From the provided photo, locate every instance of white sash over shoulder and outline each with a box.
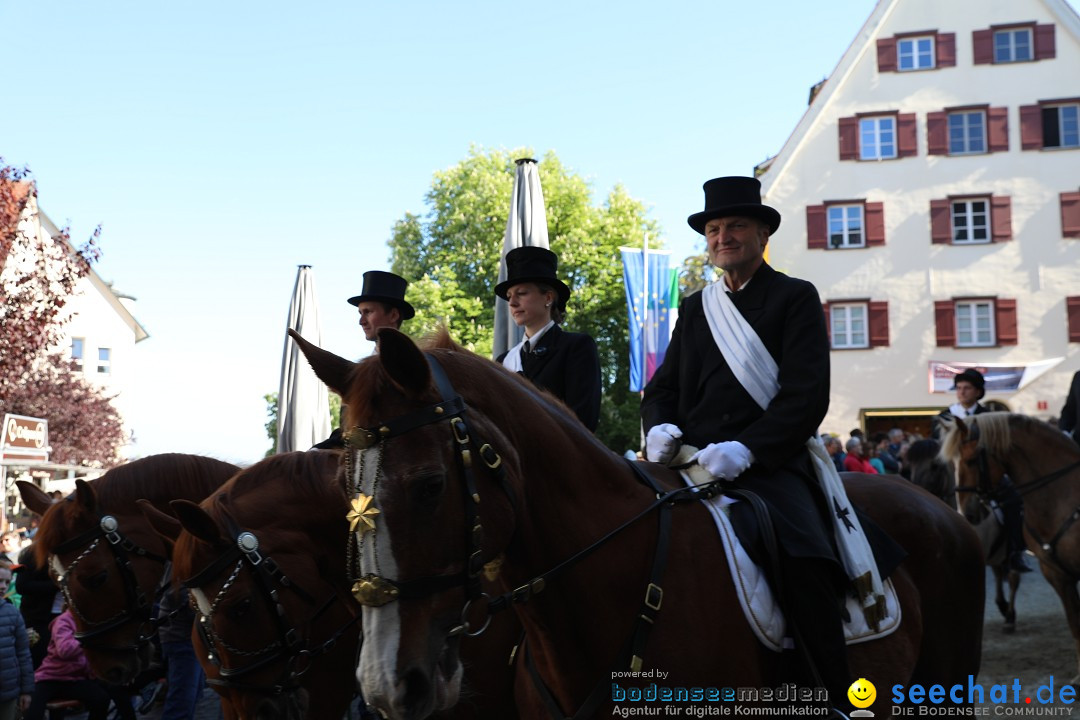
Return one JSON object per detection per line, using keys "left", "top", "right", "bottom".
{"left": 700, "top": 282, "right": 888, "bottom": 629}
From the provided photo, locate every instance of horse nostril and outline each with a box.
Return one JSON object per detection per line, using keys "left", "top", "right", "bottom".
{"left": 402, "top": 666, "right": 432, "bottom": 713}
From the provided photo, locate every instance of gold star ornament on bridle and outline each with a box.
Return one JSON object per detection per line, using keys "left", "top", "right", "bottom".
{"left": 347, "top": 493, "right": 380, "bottom": 535}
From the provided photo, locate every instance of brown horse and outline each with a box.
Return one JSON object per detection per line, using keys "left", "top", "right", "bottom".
{"left": 18, "top": 453, "right": 239, "bottom": 686}
{"left": 153, "top": 450, "right": 359, "bottom": 720}
{"left": 157, "top": 448, "right": 520, "bottom": 720}
{"left": 941, "top": 412, "right": 1080, "bottom": 679}
{"left": 290, "top": 328, "right": 983, "bottom": 720}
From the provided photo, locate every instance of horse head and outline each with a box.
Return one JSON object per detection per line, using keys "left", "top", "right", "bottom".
{"left": 170, "top": 450, "right": 358, "bottom": 720}
{"left": 292, "top": 328, "right": 523, "bottom": 720}
{"left": 940, "top": 413, "right": 1014, "bottom": 507}
{"left": 19, "top": 454, "right": 237, "bottom": 686}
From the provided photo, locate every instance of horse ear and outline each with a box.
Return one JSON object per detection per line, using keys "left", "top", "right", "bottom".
{"left": 74, "top": 479, "right": 98, "bottom": 514}
{"left": 288, "top": 329, "right": 355, "bottom": 397}
{"left": 377, "top": 328, "right": 431, "bottom": 396}
{"left": 137, "top": 499, "right": 182, "bottom": 546}
{"left": 17, "top": 481, "right": 53, "bottom": 516}
{"left": 169, "top": 500, "right": 225, "bottom": 546}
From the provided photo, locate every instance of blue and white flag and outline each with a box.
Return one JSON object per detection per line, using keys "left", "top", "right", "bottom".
{"left": 621, "top": 248, "right": 676, "bottom": 392}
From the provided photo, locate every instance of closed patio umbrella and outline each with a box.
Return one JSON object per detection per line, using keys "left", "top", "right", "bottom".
{"left": 493, "top": 158, "right": 550, "bottom": 359}
{"left": 276, "top": 265, "right": 331, "bottom": 452}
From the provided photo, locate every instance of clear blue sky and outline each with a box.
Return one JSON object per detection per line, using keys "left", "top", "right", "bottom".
{"left": 5, "top": 0, "right": 1047, "bottom": 465}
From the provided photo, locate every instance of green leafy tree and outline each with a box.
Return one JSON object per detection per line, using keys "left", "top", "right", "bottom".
{"left": 679, "top": 251, "right": 715, "bottom": 298}
{"left": 387, "top": 146, "right": 661, "bottom": 452}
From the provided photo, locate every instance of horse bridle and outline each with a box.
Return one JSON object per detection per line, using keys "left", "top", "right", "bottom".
{"left": 959, "top": 420, "right": 1080, "bottom": 568}
{"left": 51, "top": 512, "right": 168, "bottom": 652}
{"left": 348, "top": 352, "right": 729, "bottom": 720}
{"left": 344, "top": 353, "right": 509, "bottom": 639}
{"left": 182, "top": 506, "right": 362, "bottom": 696}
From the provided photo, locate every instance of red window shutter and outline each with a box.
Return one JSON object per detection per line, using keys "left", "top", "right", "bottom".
{"left": 991, "top": 196, "right": 1013, "bottom": 242}
{"left": 869, "top": 301, "right": 889, "bottom": 347}
{"left": 1020, "top": 105, "right": 1043, "bottom": 149}
{"left": 973, "top": 29, "right": 993, "bottom": 64}
{"left": 1067, "top": 296, "right": 1080, "bottom": 342}
{"left": 807, "top": 204, "right": 827, "bottom": 249}
{"left": 898, "top": 114, "right": 918, "bottom": 157}
{"left": 930, "top": 199, "right": 952, "bottom": 244}
{"left": 935, "top": 300, "right": 956, "bottom": 347}
{"left": 839, "top": 117, "right": 859, "bottom": 161}
{"left": 936, "top": 33, "right": 956, "bottom": 67}
{"left": 877, "top": 38, "right": 897, "bottom": 72}
{"left": 987, "top": 107, "right": 1009, "bottom": 152}
{"left": 865, "top": 202, "right": 886, "bottom": 246}
{"left": 1061, "top": 191, "right": 1080, "bottom": 238}
{"left": 927, "top": 111, "right": 948, "bottom": 155}
{"left": 996, "top": 298, "right": 1018, "bottom": 346}
{"left": 1035, "top": 24, "right": 1056, "bottom": 60}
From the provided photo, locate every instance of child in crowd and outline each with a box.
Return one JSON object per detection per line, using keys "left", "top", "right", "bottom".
{"left": 0, "top": 562, "right": 33, "bottom": 720}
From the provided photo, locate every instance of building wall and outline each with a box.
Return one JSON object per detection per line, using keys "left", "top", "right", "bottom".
{"left": 760, "top": 0, "right": 1080, "bottom": 435}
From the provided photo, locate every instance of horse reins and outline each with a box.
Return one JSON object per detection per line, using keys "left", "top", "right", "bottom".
{"left": 181, "top": 504, "right": 361, "bottom": 696}
{"left": 51, "top": 512, "right": 169, "bottom": 651}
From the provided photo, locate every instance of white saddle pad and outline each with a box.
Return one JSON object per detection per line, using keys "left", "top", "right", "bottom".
{"left": 686, "top": 474, "right": 902, "bottom": 652}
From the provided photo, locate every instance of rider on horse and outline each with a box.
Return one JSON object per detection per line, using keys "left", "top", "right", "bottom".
{"left": 642, "top": 177, "right": 902, "bottom": 711}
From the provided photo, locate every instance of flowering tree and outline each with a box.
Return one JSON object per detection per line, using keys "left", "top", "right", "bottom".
{"left": 0, "top": 161, "right": 126, "bottom": 466}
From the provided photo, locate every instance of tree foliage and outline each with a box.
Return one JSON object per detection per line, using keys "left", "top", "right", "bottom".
{"left": 264, "top": 391, "right": 341, "bottom": 456}
{"left": 387, "top": 146, "right": 662, "bottom": 452}
{"left": 0, "top": 162, "right": 124, "bottom": 467}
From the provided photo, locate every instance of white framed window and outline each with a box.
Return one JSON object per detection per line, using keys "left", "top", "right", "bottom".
{"left": 97, "top": 347, "right": 111, "bottom": 374}
{"left": 1043, "top": 104, "right": 1080, "bottom": 149}
{"left": 859, "top": 117, "right": 897, "bottom": 160}
{"left": 951, "top": 199, "right": 990, "bottom": 244}
{"left": 948, "top": 111, "right": 987, "bottom": 154}
{"left": 956, "top": 301, "right": 995, "bottom": 346}
{"left": 830, "top": 304, "right": 868, "bottom": 349}
{"left": 897, "top": 36, "right": 935, "bottom": 70}
{"left": 71, "top": 337, "right": 84, "bottom": 372}
{"left": 827, "top": 205, "right": 865, "bottom": 248}
{"left": 994, "top": 28, "right": 1032, "bottom": 62}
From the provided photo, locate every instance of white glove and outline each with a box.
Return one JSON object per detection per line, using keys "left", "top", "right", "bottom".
{"left": 691, "top": 441, "right": 755, "bottom": 480}
{"left": 645, "top": 423, "right": 683, "bottom": 464}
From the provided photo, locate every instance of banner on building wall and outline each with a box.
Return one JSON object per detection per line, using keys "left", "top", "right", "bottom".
{"left": 928, "top": 358, "right": 1063, "bottom": 394}
{"left": 1, "top": 414, "right": 50, "bottom": 462}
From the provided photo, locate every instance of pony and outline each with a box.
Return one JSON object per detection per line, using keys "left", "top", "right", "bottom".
{"left": 155, "top": 448, "right": 520, "bottom": 720}
{"left": 289, "top": 327, "right": 984, "bottom": 720}
{"left": 941, "top": 412, "right": 1080, "bottom": 678}
{"left": 17, "top": 453, "right": 239, "bottom": 686}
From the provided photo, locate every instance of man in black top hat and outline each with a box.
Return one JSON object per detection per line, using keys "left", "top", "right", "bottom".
{"left": 348, "top": 270, "right": 415, "bottom": 342}
{"left": 936, "top": 368, "right": 1031, "bottom": 573}
{"left": 312, "top": 271, "right": 414, "bottom": 450}
{"left": 642, "top": 176, "right": 881, "bottom": 709}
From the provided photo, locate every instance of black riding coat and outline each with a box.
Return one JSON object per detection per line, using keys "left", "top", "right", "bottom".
{"left": 497, "top": 324, "right": 602, "bottom": 432}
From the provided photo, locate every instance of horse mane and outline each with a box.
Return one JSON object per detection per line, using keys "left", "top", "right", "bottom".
{"left": 939, "top": 412, "right": 1012, "bottom": 463}
{"left": 34, "top": 454, "right": 239, "bottom": 563}
{"left": 207, "top": 450, "right": 343, "bottom": 528}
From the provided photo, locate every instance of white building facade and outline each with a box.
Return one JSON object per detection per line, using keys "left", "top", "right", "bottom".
{"left": 759, "top": 0, "right": 1080, "bottom": 437}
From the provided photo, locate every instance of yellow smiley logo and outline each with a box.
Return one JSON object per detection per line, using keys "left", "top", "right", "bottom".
{"left": 847, "top": 678, "right": 876, "bottom": 709}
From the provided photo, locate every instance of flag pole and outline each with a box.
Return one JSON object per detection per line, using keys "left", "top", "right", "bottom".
{"left": 642, "top": 233, "right": 649, "bottom": 388}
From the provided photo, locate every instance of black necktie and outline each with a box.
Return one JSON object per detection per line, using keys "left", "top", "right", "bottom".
{"left": 523, "top": 339, "right": 533, "bottom": 354}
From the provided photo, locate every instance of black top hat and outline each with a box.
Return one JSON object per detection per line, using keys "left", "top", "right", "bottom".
{"left": 687, "top": 176, "right": 781, "bottom": 236}
{"left": 951, "top": 368, "right": 986, "bottom": 398}
{"left": 347, "top": 271, "right": 415, "bottom": 319}
{"left": 494, "top": 247, "right": 571, "bottom": 310}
